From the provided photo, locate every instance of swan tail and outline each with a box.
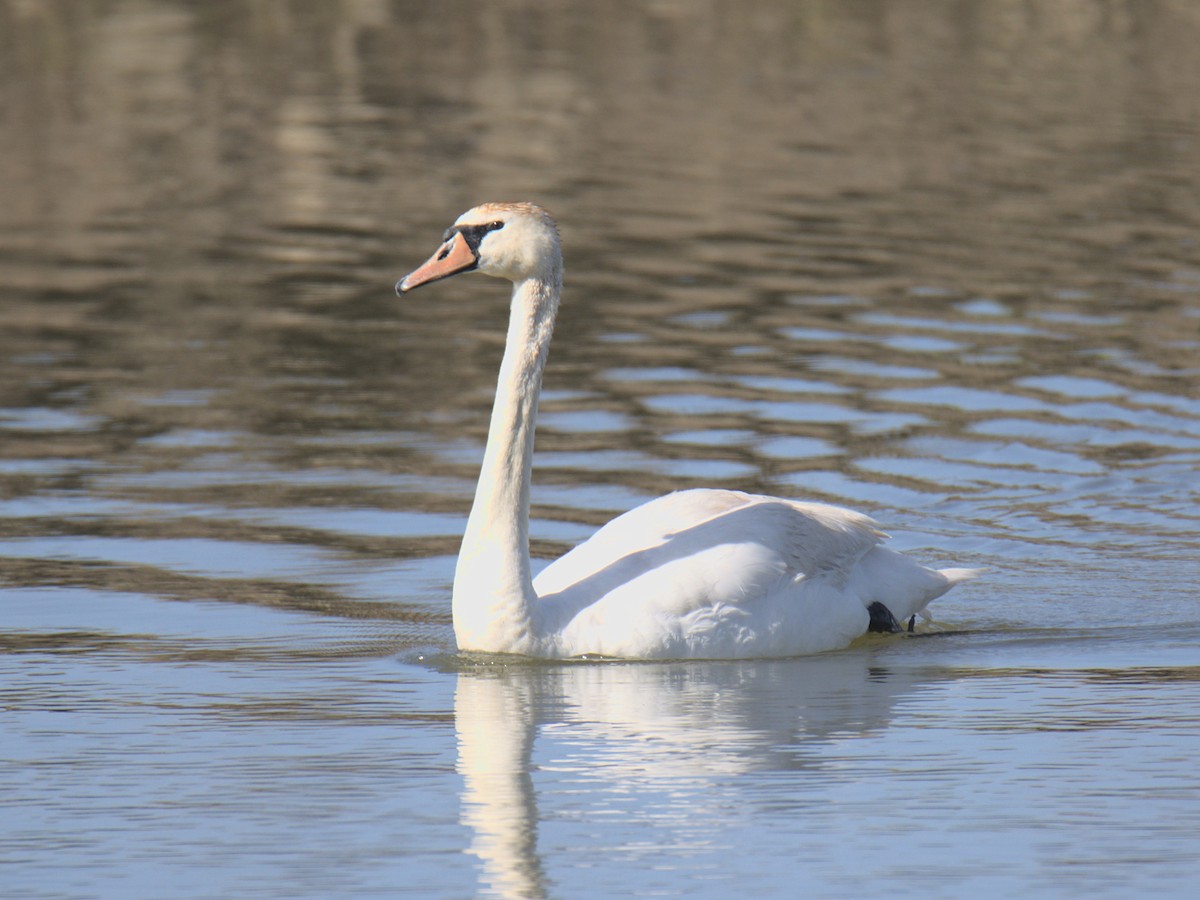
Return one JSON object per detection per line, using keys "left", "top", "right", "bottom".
{"left": 937, "top": 567, "right": 986, "bottom": 585}
{"left": 911, "top": 567, "right": 984, "bottom": 622}
{"left": 849, "top": 550, "right": 982, "bottom": 624}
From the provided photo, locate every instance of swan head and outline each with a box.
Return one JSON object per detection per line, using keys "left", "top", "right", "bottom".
{"left": 396, "top": 201, "right": 561, "bottom": 294}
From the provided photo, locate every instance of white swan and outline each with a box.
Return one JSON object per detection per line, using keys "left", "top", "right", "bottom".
{"left": 397, "top": 201, "right": 978, "bottom": 659}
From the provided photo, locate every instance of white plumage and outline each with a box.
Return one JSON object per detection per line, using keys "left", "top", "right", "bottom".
{"left": 397, "top": 202, "right": 979, "bottom": 659}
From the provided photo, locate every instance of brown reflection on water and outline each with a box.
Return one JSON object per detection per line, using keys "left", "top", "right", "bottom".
{"left": 2, "top": 14, "right": 1200, "bottom": 896}
{"left": 1, "top": 0, "right": 1198, "bottom": 625}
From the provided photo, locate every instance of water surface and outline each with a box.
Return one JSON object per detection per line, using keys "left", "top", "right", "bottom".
{"left": 2, "top": 2, "right": 1199, "bottom": 897}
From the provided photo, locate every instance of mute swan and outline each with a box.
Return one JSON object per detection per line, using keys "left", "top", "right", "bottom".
{"left": 397, "top": 201, "right": 978, "bottom": 659}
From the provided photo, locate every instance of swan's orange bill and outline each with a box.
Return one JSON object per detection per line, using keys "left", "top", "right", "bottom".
{"left": 396, "top": 232, "right": 477, "bottom": 294}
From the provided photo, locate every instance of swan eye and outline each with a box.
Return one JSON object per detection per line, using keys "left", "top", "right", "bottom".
{"left": 450, "top": 219, "right": 508, "bottom": 254}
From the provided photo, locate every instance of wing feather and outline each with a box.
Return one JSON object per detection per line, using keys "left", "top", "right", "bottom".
{"left": 533, "top": 488, "right": 885, "bottom": 597}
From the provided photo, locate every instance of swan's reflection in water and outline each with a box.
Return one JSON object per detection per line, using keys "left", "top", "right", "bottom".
{"left": 454, "top": 654, "right": 934, "bottom": 898}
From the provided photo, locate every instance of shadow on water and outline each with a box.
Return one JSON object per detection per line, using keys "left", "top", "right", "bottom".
{"left": 451, "top": 654, "right": 937, "bottom": 899}
{"left": 447, "top": 649, "right": 1200, "bottom": 898}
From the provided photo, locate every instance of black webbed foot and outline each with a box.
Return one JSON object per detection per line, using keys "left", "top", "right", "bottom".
{"left": 867, "top": 601, "right": 903, "bottom": 634}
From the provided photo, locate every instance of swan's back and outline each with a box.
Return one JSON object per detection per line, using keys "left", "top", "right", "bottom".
{"left": 534, "top": 489, "right": 882, "bottom": 594}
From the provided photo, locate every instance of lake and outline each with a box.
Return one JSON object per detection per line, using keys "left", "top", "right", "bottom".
{"left": 2, "top": 2, "right": 1199, "bottom": 897}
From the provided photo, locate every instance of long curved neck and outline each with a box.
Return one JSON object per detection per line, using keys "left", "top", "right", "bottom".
{"left": 453, "top": 272, "right": 560, "bottom": 653}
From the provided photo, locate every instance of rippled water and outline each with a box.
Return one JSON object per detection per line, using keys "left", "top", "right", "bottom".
{"left": 2, "top": 2, "right": 1199, "bottom": 897}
